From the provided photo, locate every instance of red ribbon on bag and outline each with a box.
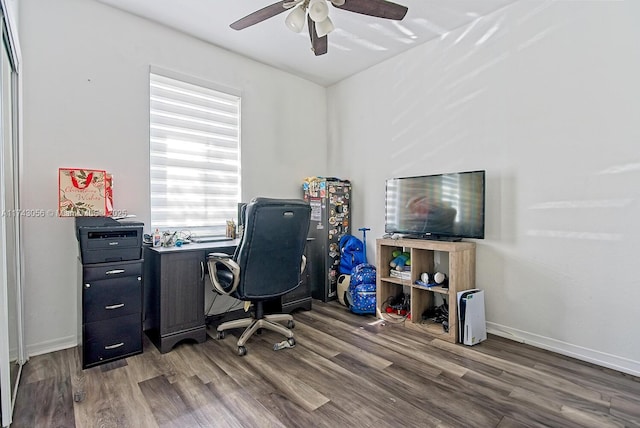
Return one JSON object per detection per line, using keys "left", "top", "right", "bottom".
{"left": 69, "top": 171, "right": 94, "bottom": 189}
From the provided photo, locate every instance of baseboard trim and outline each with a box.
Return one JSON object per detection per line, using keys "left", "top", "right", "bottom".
{"left": 487, "top": 322, "right": 640, "bottom": 377}
{"left": 27, "top": 335, "right": 77, "bottom": 358}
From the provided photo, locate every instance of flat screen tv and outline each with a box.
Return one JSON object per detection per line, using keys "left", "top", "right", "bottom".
{"left": 385, "top": 170, "right": 485, "bottom": 240}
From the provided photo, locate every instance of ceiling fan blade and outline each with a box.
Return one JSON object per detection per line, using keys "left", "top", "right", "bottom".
{"left": 230, "top": 1, "right": 290, "bottom": 30}
{"left": 308, "top": 15, "right": 328, "bottom": 56}
{"left": 334, "top": 0, "right": 408, "bottom": 20}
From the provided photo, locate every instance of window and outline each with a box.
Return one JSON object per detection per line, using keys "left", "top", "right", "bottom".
{"left": 149, "top": 71, "right": 240, "bottom": 237}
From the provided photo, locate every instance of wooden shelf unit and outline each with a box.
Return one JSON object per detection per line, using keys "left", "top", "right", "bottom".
{"left": 376, "top": 238, "right": 476, "bottom": 343}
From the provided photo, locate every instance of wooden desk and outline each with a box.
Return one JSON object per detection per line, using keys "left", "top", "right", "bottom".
{"left": 143, "top": 239, "right": 312, "bottom": 353}
{"left": 144, "top": 240, "right": 238, "bottom": 353}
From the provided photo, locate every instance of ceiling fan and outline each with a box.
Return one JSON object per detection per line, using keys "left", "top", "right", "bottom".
{"left": 230, "top": 0, "right": 409, "bottom": 56}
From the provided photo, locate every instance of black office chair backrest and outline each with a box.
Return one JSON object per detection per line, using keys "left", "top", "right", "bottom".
{"left": 234, "top": 198, "right": 311, "bottom": 300}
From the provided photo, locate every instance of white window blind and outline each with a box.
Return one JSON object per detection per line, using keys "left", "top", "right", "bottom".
{"left": 150, "top": 72, "right": 240, "bottom": 237}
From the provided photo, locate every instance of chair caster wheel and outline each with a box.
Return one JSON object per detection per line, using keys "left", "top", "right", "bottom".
{"left": 217, "top": 331, "right": 225, "bottom": 340}
{"left": 238, "top": 346, "right": 247, "bottom": 356}
{"left": 287, "top": 338, "right": 296, "bottom": 347}
{"left": 287, "top": 320, "right": 295, "bottom": 329}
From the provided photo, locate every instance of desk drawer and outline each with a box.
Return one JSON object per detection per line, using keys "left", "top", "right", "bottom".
{"left": 83, "top": 313, "right": 142, "bottom": 367}
{"left": 83, "top": 275, "right": 142, "bottom": 323}
{"left": 83, "top": 259, "right": 142, "bottom": 282}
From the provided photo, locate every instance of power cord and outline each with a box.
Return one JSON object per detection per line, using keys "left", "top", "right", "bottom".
{"left": 421, "top": 298, "right": 450, "bottom": 333}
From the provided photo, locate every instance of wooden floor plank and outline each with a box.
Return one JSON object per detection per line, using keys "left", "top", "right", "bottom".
{"left": 12, "top": 300, "right": 640, "bottom": 428}
{"left": 221, "top": 331, "right": 330, "bottom": 413}
{"left": 12, "top": 377, "right": 75, "bottom": 428}
{"left": 172, "top": 375, "right": 243, "bottom": 428}
{"left": 609, "top": 394, "right": 640, "bottom": 424}
{"left": 246, "top": 329, "right": 451, "bottom": 427}
{"left": 138, "top": 375, "right": 201, "bottom": 427}
{"left": 508, "top": 387, "right": 623, "bottom": 428}
{"left": 431, "top": 338, "right": 607, "bottom": 405}
{"left": 203, "top": 358, "right": 288, "bottom": 428}
{"left": 204, "top": 330, "right": 335, "bottom": 428}
{"left": 102, "top": 363, "right": 159, "bottom": 427}
{"left": 121, "top": 335, "right": 169, "bottom": 385}
{"left": 18, "top": 347, "right": 71, "bottom": 384}
{"left": 68, "top": 346, "right": 125, "bottom": 428}
{"left": 291, "top": 318, "right": 394, "bottom": 370}
{"left": 297, "top": 309, "right": 470, "bottom": 377}
{"left": 329, "top": 349, "right": 501, "bottom": 427}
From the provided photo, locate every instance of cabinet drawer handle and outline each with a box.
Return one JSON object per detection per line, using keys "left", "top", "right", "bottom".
{"left": 104, "top": 342, "right": 124, "bottom": 350}
{"left": 200, "top": 261, "right": 205, "bottom": 280}
{"left": 105, "top": 303, "right": 125, "bottom": 310}
{"left": 105, "top": 269, "right": 125, "bottom": 275}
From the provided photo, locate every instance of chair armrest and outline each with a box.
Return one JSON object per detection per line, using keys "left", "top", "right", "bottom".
{"left": 208, "top": 252, "right": 231, "bottom": 259}
{"left": 208, "top": 254, "right": 240, "bottom": 295}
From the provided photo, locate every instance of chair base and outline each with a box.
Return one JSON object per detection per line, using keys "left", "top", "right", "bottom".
{"left": 217, "top": 313, "right": 294, "bottom": 348}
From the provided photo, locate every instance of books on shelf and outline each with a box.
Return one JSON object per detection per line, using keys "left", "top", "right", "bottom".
{"left": 389, "top": 269, "right": 411, "bottom": 280}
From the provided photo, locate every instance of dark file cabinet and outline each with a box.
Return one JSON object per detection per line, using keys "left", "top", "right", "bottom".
{"left": 79, "top": 259, "right": 143, "bottom": 368}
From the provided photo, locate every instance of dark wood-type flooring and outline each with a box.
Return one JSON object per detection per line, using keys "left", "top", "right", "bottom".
{"left": 12, "top": 300, "right": 640, "bottom": 427}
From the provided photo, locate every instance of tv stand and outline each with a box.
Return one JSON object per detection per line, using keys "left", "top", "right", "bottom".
{"left": 376, "top": 237, "right": 476, "bottom": 343}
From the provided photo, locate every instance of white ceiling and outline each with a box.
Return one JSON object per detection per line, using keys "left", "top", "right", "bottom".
{"left": 96, "top": 0, "right": 516, "bottom": 86}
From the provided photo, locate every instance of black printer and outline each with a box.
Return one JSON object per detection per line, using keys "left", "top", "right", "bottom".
{"left": 75, "top": 217, "right": 144, "bottom": 264}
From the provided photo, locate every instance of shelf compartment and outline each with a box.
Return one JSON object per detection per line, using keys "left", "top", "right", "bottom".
{"left": 376, "top": 279, "right": 403, "bottom": 317}
{"left": 411, "top": 284, "right": 450, "bottom": 295}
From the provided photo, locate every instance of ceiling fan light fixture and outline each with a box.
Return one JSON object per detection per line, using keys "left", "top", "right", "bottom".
{"left": 285, "top": 5, "right": 306, "bottom": 33}
{"left": 308, "top": 0, "right": 329, "bottom": 23}
{"left": 315, "top": 17, "right": 334, "bottom": 38}
{"left": 330, "top": 0, "right": 346, "bottom": 5}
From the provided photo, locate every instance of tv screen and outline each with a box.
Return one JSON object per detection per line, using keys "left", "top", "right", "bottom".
{"left": 385, "top": 170, "right": 485, "bottom": 240}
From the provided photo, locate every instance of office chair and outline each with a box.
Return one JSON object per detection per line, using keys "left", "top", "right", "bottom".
{"left": 208, "top": 198, "right": 311, "bottom": 356}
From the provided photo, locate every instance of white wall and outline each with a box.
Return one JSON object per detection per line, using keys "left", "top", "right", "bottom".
{"left": 328, "top": 1, "right": 640, "bottom": 375}
{"left": 19, "top": 0, "right": 327, "bottom": 355}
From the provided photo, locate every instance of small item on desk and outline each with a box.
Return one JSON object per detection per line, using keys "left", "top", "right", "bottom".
{"left": 226, "top": 220, "right": 236, "bottom": 239}
{"left": 153, "top": 229, "right": 161, "bottom": 248}
{"left": 162, "top": 231, "right": 177, "bottom": 247}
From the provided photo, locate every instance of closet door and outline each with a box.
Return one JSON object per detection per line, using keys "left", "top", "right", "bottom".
{"left": 0, "top": 4, "right": 22, "bottom": 426}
